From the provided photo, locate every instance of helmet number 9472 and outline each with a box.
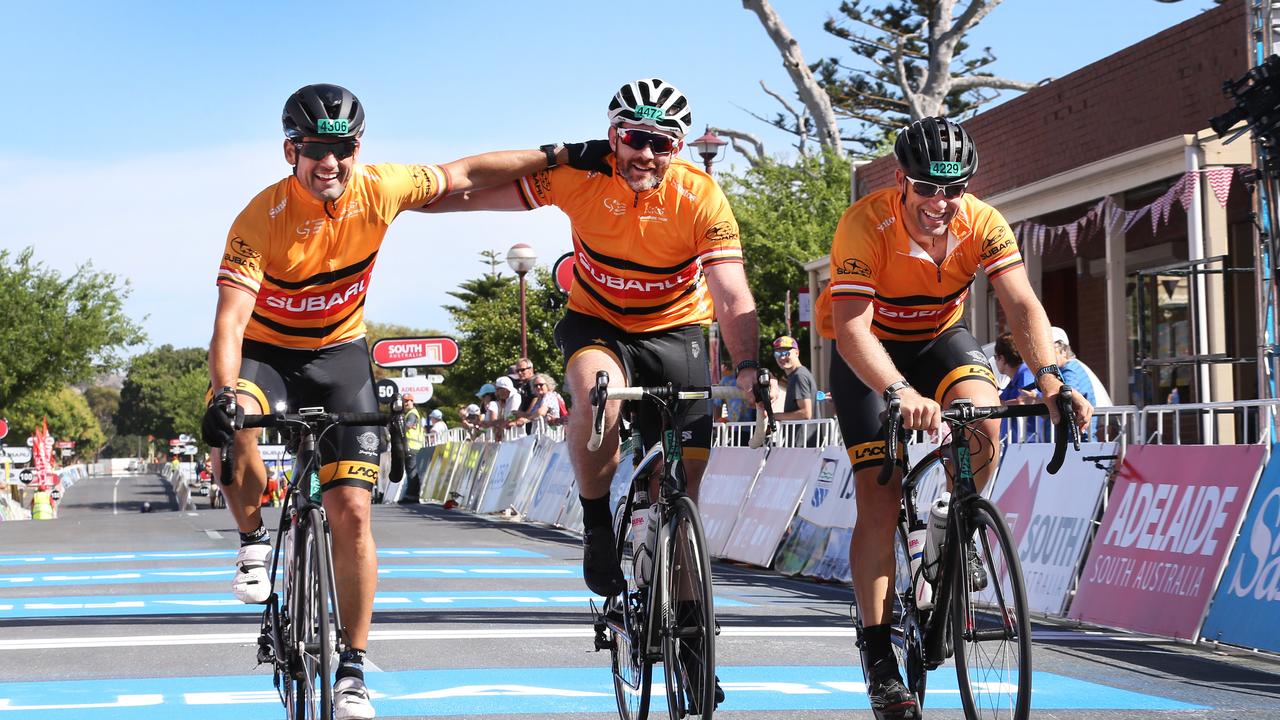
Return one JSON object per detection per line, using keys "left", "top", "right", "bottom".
{"left": 929, "top": 160, "right": 963, "bottom": 178}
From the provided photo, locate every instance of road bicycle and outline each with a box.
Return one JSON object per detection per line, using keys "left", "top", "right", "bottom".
{"left": 867, "top": 392, "right": 1080, "bottom": 720}
{"left": 589, "top": 370, "right": 774, "bottom": 720}
{"left": 221, "top": 406, "right": 408, "bottom": 719}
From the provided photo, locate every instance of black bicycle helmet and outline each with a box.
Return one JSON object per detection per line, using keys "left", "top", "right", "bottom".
{"left": 607, "top": 78, "right": 693, "bottom": 138}
{"left": 282, "top": 83, "right": 365, "bottom": 140}
{"left": 893, "top": 116, "right": 978, "bottom": 183}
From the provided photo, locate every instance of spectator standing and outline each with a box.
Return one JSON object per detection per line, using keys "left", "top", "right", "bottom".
{"left": 516, "top": 373, "right": 565, "bottom": 429}
{"left": 492, "top": 376, "right": 522, "bottom": 441}
{"left": 993, "top": 332, "right": 1036, "bottom": 442}
{"left": 712, "top": 360, "right": 756, "bottom": 423}
{"left": 428, "top": 409, "right": 449, "bottom": 443}
{"left": 512, "top": 358, "right": 537, "bottom": 413}
{"left": 772, "top": 336, "right": 815, "bottom": 421}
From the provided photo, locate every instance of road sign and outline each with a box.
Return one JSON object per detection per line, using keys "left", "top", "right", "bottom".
{"left": 180, "top": 444, "right": 198, "bottom": 455}
{"left": 553, "top": 252, "right": 574, "bottom": 294}
{"left": 392, "top": 377, "right": 434, "bottom": 404}
{"left": 178, "top": 434, "right": 193, "bottom": 443}
{"left": 426, "top": 374, "right": 444, "bottom": 384}
{"left": 25, "top": 436, "right": 33, "bottom": 447}
{"left": 2, "top": 447, "right": 32, "bottom": 463}
{"left": 375, "top": 378, "right": 400, "bottom": 403}
{"left": 17, "top": 468, "right": 35, "bottom": 485}
{"left": 0, "top": 418, "right": 7, "bottom": 441}
{"left": 60, "top": 448, "right": 73, "bottom": 457}
{"left": 168, "top": 438, "right": 181, "bottom": 447}
{"left": 370, "top": 336, "right": 460, "bottom": 368}
{"left": 50, "top": 487, "right": 62, "bottom": 501}
{"left": 55, "top": 441, "right": 76, "bottom": 449}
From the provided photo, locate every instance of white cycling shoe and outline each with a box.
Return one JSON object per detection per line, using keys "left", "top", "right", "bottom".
{"left": 334, "top": 676, "right": 376, "bottom": 719}
{"left": 231, "top": 543, "right": 272, "bottom": 604}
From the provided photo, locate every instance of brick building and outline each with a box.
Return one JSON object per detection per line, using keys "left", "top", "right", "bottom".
{"left": 805, "top": 0, "right": 1254, "bottom": 409}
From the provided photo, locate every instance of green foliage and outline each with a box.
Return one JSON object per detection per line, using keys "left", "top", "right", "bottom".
{"left": 115, "top": 345, "right": 207, "bottom": 442}
{"left": 0, "top": 247, "right": 145, "bottom": 412}
{"left": 445, "top": 266, "right": 567, "bottom": 409}
{"left": 7, "top": 386, "right": 106, "bottom": 461}
{"left": 720, "top": 149, "right": 853, "bottom": 357}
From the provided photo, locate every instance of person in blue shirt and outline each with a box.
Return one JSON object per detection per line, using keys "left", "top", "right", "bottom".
{"left": 1049, "top": 327, "right": 1098, "bottom": 439}
{"left": 993, "top": 332, "right": 1036, "bottom": 442}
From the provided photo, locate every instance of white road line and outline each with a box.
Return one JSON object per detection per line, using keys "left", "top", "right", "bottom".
{"left": 112, "top": 478, "right": 121, "bottom": 515}
{"left": 0, "top": 626, "right": 858, "bottom": 651}
{"left": 204, "top": 530, "right": 223, "bottom": 540}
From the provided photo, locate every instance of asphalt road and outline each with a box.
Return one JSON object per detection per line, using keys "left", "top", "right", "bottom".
{"left": 1, "top": 471, "right": 1277, "bottom": 719}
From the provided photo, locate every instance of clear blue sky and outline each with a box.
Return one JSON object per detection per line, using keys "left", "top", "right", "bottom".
{"left": 2, "top": 1, "right": 1215, "bottom": 353}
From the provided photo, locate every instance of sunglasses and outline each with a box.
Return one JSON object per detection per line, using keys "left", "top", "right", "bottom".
{"left": 905, "top": 175, "right": 967, "bottom": 199}
{"left": 517, "top": 366, "right": 533, "bottom": 372}
{"left": 295, "top": 139, "right": 359, "bottom": 161}
{"left": 615, "top": 128, "right": 678, "bottom": 155}
{"left": 774, "top": 350, "right": 793, "bottom": 358}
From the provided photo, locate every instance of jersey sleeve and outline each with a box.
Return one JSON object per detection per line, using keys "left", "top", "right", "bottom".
{"left": 827, "top": 203, "right": 884, "bottom": 304}
{"left": 973, "top": 204, "right": 1023, "bottom": 281}
{"left": 216, "top": 213, "right": 266, "bottom": 297}
{"left": 515, "top": 168, "right": 560, "bottom": 210}
{"left": 695, "top": 186, "right": 743, "bottom": 269}
{"left": 365, "top": 163, "right": 451, "bottom": 217}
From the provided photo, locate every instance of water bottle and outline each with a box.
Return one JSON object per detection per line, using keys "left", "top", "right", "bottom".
{"left": 630, "top": 497, "right": 658, "bottom": 587}
{"left": 907, "top": 528, "right": 933, "bottom": 610}
{"left": 923, "top": 492, "right": 950, "bottom": 583}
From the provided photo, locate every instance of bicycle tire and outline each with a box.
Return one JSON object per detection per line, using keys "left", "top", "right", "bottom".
{"left": 890, "top": 521, "right": 929, "bottom": 707}
{"left": 609, "top": 472, "right": 656, "bottom": 720}
{"left": 658, "top": 495, "right": 716, "bottom": 720}
{"left": 950, "top": 497, "right": 1032, "bottom": 720}
{"left": 288, "top": 508, "right": 335, "bottom": 720}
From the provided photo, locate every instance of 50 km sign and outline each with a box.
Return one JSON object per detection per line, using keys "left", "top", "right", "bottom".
{"left": 371, "top": 336, "right": 460, "bottom": 369}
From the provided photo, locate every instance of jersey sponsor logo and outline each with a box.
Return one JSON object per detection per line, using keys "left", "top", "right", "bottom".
{"left": 967, "top": 350, "right": 991, "bottom": 368}
{"left": 223, "top": 253, "right": 258, "bottom": 271}
{"left": 676, "top": 182, "right": 698, "bottom": 203}
{"left": 343, "top": 464, "right": 378, "bottom": 479}
{"left": 531, "top": 170, "right": 552, "bottom": 199}
{"left": 876, "top": 215, "right": 896, "bottom": 232}
{"left": 602, "top": 198, "right": 627, "bottom": 216}
{"left": 704, "top": 220, "right": 738, "bottom": 243}
{"left": 980, "top": 226, "right": 1012, "bottom": 261}
{"left": 408, "top": 165, "right": 437, "bottom": 192}
{"left": 876, "top": 305, "right": 947, "bottom": 320}
{"left": 356, "top": 431, "right": 379, "bottom": 456}
{"left": 835, "top": 258, "right": 872, "bottom": 278}
{"left": 231, "top": 237, "right": 261, "bottom": 260}
{"left": 852, "top": 443, "right": 886, "bottom": 463}
{"left": 295, "top": 202, "right": 365, "bottom": 237}
{"left": 576, "top": 251, "right": 698, "bottom": 299}
{"left": 267, "top": 198, "right": 288, "bottom": 219}
{"left": 262, "top": 278, "right": 367, "bottom": 314}
{"left": 691, "top": 340, "right": 700, "bottom": 358}
{"left": 640, "top": 205, "right": 668, "bottom": 222}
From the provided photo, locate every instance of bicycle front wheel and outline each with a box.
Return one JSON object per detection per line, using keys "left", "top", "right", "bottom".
{"left": 288, "top": 508, "right": 335, "bottom": 720}
{"left": 950, "top": 497, "right": 1031, "bottom": 720}
{"left": 658, "top": 496, "right": 716, "bottom": 720}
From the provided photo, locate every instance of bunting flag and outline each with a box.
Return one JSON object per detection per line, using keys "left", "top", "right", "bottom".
{"left": 1014, "top": 166, "right": 1242, "bottom": 257}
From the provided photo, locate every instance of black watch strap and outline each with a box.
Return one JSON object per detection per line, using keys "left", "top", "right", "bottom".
{"left": 735, "top": 359, "right": 760, "bottom": 374}
{"left": 540, "top": 143, "right": 559, "bottom": 169}
{"left": 883, "top": 380, "right": 911, "bottom": 403}
{"left": 1036, "top": 364, "right": 1064, "bottom": 382}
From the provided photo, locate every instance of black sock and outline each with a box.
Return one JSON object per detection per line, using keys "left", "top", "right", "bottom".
{"left": 861, "top": 623, "right": 895, "bottom": 670}
{"left": 579, "top": 494, "right": 612, "bottom": 531}
{"left": 337, "top": 648, "right": 366, "bottom": 682}
{"left": 239, "top": 524, "right": 269, "bottom": 546}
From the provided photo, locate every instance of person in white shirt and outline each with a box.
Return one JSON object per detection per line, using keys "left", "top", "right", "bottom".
{"left": 428, "top": 409, "right": 449, "bottom": 444}
{"left": 514, "top": 373, "right": 565, "bottom": 430}
{"left": 492, "top": 376, "right": 523, "bottom": 441}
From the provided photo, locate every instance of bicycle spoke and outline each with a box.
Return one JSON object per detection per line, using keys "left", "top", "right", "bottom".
{"left": 660, "top": 496, "right": 716, "bottom": 720}
{"left": 610, "top": 487, "right": 653, "bottom": 720}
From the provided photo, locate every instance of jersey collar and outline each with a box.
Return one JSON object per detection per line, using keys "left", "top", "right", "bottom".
{"left": 893, "top": 191, "right": 964, "bottom": 262}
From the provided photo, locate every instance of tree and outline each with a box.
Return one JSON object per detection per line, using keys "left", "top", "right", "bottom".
{"left": 0, "top": 247, "right": 145, "bottom": 412}
{"left": 729, "top": 0, "right": 1038, "bottom": 159}
{"left": 115, "top": 346, "right": 207, "bottom": 442}
{"left": 7, "top": 386, "right": 106, "bottom": 462}
{"left": 720, "top": 149, "right": 854, "bottom": 351}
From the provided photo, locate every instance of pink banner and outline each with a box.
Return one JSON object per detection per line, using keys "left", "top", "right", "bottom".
{"left": 1069, "top": 445, "right": 1264, "bottom": 639}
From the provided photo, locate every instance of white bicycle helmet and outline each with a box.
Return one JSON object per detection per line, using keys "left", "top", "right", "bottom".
{"left": 607, "top": 78, "right": 692, "bottom": 139}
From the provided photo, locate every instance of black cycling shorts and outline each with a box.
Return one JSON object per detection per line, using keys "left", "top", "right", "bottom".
{"left": 224, "top": 337, "right": 381, "bottom": 492}
{"left": 554, "top": 310, "right": 712, "bottom": 461}
{"left": 831, "top": 323, "right": 997, "bottom": 471}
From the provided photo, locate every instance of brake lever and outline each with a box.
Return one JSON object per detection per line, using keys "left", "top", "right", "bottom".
{"left": 877, "top": 398, "right": 902, "bottom": 486}
{"left": 587, "top": 370, "right": 610, "bottom": 452}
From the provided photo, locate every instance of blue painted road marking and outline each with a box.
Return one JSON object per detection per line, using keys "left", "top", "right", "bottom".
{"left": 0, "top": 592, "right": 747, "bottom": 619}
{"left": 0, "top": 547, "right": 547, "bottom": 566}
{"left": 0, "top": 665, "right": 1203, "bottom": 718}
{"left": 0, "top": 565, "right": 581, "bottom": 588}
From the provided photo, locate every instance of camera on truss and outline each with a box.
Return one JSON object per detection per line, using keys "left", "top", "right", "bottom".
{"left": 1212, "top": 55, "right": 1280, "bottom": 174}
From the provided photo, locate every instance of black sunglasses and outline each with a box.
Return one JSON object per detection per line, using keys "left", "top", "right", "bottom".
{"left": 295, "top": 139, "right": 359, "bottom": 161}
{"left": 906, "top": 176, "right": 967, "bottom": 199}
{"left": 616, "top": 128, "right": 678, "bottom": 155}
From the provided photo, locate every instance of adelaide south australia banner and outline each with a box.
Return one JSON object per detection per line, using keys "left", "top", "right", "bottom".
{"left": 1069, "top": 445, "right": 1264, "bottom": 639}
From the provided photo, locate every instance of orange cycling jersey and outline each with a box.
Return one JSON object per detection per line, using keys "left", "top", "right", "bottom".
{"left": 217, "top": 163, "right": 449, "bottom": 349}
{"left": 515, "top": 156, "right": 742, "bottom": 334}
{"left": 815, "top": 188, "right": 1023, "bottom": 342}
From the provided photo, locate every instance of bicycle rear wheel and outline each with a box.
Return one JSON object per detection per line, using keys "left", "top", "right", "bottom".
{"left": 287, "top": 508, "right": 335, "bottom": 720}
{"left": 659, "top": 496, "right": 716, "bottom": 720}
{"left": 609, "top": 484, "right": 653, "bottom": 720}
{"left": 950, "top": 497, "right": 1031, "bottom": 720}
{"left": 890, "top": 521, "right": 929, "bottom": 708}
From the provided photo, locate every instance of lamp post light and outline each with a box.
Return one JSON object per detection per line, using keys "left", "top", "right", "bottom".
{"left": 689, "top": 126, "right": 727, "bottom": 173}
{"left": 506, "top": 243, "right": 538, "bottom": 358}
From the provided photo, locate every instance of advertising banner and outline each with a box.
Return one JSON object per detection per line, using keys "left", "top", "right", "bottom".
{"left": 511, "top": 435, "right": 558, "bottom": 516}
{"left": 526, "top": 443, "right": 576, "bottom": 526}
{"left": 722, "top": 447, "right": 821, "bottom": 567}
{"left": 477, "top": 442, "right": 524, "bottom": 513}
{"left": 796, "top": 446, "right": 855, "bottom": 528}
{"left": 700, "top": 447, "right": 767, "bottom": 557}
{"left": 1069, "top": 445, "right": 1264, "bottom": 639}
{"left": 1201, "top": 446, "right": 1280, "bottom": 652}
{"left": 985, "top": 442, "right": 1114, "bottom": 615}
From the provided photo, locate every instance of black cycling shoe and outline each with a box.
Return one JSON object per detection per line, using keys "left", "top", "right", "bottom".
{"left": 680, "top": 645, "right": 724, "bottom": 716}
{"left": 967, "top": 545, "right": 989, "bottom": 591}
{"left": 866, "top": 658, "right": 921, "bottom": 720}
{"left": 582, "top": 527, "right": 626, "bottom": 597}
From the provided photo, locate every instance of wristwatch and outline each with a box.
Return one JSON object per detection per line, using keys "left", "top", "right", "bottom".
{"left": 735, "top": 359, "right": 761, "bottom": 374}
{"left": 1036, "top": 364, "right": 1064, "bottom": 386}
{"left": 883, "top": 380, "right": 911, "bottom": 404}
{"left": 540, "top": 143, "right": 560, "bottom": 169}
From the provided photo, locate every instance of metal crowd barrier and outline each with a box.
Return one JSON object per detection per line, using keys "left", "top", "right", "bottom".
{"left": 712, "top": 418, "right": 839, "bottom": 448}
{"left": 1136, "top": 398, "right": 1280, "bottom": 445}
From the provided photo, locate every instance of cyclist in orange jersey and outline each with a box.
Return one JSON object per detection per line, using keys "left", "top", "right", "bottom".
{"left": 813, "top": 117, "right": 1093, "bottom": 719}
{"left": 200, "top": 83, "right": 599, "bottom": 720}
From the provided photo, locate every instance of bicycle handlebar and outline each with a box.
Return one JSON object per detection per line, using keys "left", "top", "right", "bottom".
{"left": 587, "top": 369, "right": 777, "bottom": 452}
{"left": 876, "top": 387, "right": 1082, "bottom": 486}
{"left": 218, "top": 409, "right": 409, "bottom": 488}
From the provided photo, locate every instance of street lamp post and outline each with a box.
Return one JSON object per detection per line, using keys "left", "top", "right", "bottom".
{"left": 689, "top": 126, "right": 728, "bottom": 173}
{"left": 506, "top": 243, "right": 538, "bottom": 358}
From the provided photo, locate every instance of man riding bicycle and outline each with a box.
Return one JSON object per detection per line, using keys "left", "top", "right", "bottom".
{"left": 201, "top": 83, "right": 591, "bottom": 720}
{"left": 814, "top": 117, "right": 1093, "bottom": 719}
{"left": 431, "top": 78, "right": 762, "bottom": 708}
